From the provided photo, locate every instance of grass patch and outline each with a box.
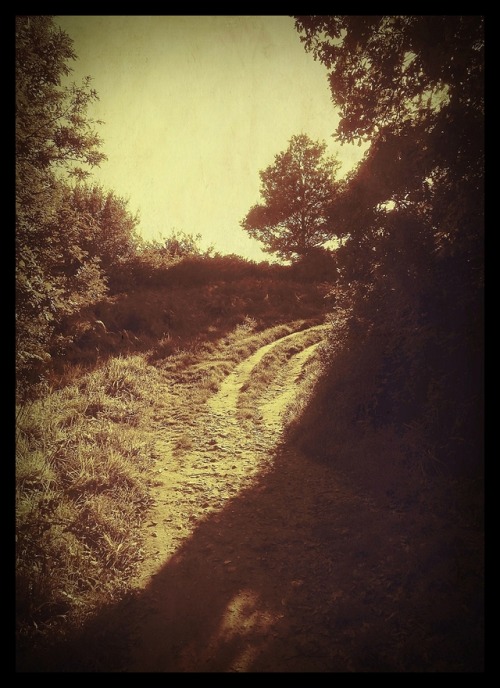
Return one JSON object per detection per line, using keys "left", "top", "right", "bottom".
{"left": 237, "top": 326, "right": 327, "bottom": 424}
{"left": 16, "top": 308, "right": 326, "bottom": 665}
{"left": 16, "top": 354, "right": 174, "bottom": 657}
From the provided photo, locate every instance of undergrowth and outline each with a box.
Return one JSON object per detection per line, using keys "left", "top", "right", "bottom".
{"left": 16, "top": 298, "right": 326, "bottom": 667}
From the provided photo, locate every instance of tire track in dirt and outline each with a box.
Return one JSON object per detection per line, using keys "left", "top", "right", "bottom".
{"left": 131, "top": 324, "right": 327, "bottom": 589}
{"left": 258, "top": 340, "right": 322, "bottom": 431}
{"left": 59, "top": 320, "right": 482, "bottom": 672}
{"left": 207, "top": 324, "right": 327, "bottom": 419}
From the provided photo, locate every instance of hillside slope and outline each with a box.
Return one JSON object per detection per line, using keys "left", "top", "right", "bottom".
{"left": 19, "top": 319, "right": 483, "bottom": 672}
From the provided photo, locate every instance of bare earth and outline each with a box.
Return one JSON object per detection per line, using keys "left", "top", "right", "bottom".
{"left": 47, "top": 324, "right": 484, "bottom": 672}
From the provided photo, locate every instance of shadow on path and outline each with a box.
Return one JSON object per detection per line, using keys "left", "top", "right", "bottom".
{"left": 18, "top": 438, "right": 484, "bottom": 673}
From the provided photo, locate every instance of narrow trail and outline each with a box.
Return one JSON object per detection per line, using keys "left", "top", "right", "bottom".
{"left": 55, "top": 322, "right": 483, "bottom": 672}
{"left": 128, "top": 324, "right": 328, "bottom": 598}
{"left": 122, "top": 322, "right": 371, "bottom": 672}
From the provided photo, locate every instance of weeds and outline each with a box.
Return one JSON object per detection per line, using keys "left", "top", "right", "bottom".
{"left": 15, "top": 356, "right": 167, "bottom": 653}
{"left": 16, "top": 269, "right": 329, "bottom": 663}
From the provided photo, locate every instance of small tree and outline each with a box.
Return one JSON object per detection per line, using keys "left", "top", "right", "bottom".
{"left": 67, "top": 184, "right": 140, "bottom": 272}
{"left": 241, "top": 134, "right": 341, "bottom": 261}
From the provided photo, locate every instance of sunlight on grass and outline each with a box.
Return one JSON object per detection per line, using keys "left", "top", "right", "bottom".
{"left": 16, "top": 305, "right": 327, "bottom": 660}
{"left": 16, "top": 353, "right": 169, "bottom": 647}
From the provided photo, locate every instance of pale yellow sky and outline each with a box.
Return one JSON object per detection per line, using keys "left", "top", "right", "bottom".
{"left": 56, "top": 16, "right": 368, "bottom": 261}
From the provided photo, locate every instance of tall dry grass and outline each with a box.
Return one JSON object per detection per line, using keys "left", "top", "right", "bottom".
{"left": 16, "top": 355, "right": 171, "bottom": 650}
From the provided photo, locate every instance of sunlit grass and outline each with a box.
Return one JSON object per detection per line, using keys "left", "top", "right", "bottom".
{"left": 16, "top": 298, "right": 326, "bottom": 657}
{"left": 16, "top": 254, "right": 332, "bottom": 662}
{"left": 16, "top": 355, "right": 170, "bottom": 648}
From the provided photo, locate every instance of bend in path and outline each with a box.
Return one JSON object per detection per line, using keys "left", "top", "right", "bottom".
{"left": 258, "top": 339, "right": 322, "bottom": 431}
{"left": 208, "top": 324, "right": 327, "bottom": 419}
{"left": 34, "top": 320, "right": 483, "bottom": 673}
{"left": 128, "top": 323, "right": 327, "bottom": 591}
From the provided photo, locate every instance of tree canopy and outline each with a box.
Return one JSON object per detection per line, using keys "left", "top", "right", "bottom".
{"left": 241, "top": 134, "right": 341, "bottom": 261}
{"left": 293, "top": 16, "right": 484, "bottom": 472}
{"left": 294, "top": 16, "right": 484, "bottom": 249}
{"left": 16, "top": 16, "right": 106, "bottom": 179}
{"left": 295, "top": 15, "right": 484, "bottom": 309}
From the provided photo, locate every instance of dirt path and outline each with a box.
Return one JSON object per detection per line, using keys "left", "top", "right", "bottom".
{"left": 121, "top": 323, "right": 378, "bottom": 672}
{"left": 208, "top": 325, "right": 326, "bottom": 418}
{"left": 127, "top": 325, "right": 328, "bottom": 602}
{"left": 61, "top": 323, "right": 483, "bottom": 672}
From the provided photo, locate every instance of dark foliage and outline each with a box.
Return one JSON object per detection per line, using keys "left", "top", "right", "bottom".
{"left": 294, "top": 15, "right": 484, "bottom": 476}
{"left": 16, "top": 17, "right": 140, "bottom": 397}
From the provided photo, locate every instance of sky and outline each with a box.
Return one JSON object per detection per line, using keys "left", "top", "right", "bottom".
{"left": 55, "top": 16, "right": 368, "bottom": 262}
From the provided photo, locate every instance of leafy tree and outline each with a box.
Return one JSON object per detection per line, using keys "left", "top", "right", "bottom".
{"left": 294, "top": 16, "right": 484, "bottom": 255}
{"left": 294, "top": 14, "right": 484, "bottom": 328}
{"left": 241, "top": 134, "right": 341, "bottom": 261}
{"left": 16, "top": 16, "right": 108, "bottom": 393}
{"left": 67, "top": 184, "right": 140, "bottom": 272}
{"left": 294, "top": 16, "right": 484, "bottom": 472}
{"left": 16, "top": 16, "right": 106, "bottom": 180}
